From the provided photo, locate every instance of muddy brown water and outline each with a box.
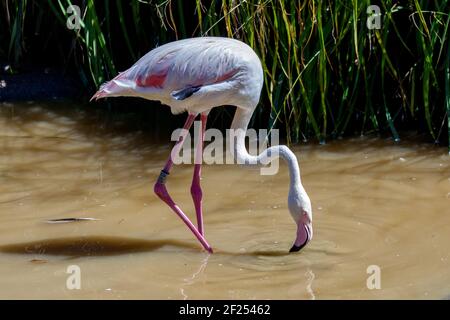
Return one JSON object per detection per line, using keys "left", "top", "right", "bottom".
{"left": 0, "top": 103, "right": 449, "bottom": 299}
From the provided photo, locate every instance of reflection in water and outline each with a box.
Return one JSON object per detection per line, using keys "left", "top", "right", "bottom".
{"left": 0, "top": 103, "right": 449, "bottom": 299}
{"left": 305, "top": 269, "right": 316, "bottom": 300}
{"left": 181, "top": 255, "right": 210, "bottom": 300}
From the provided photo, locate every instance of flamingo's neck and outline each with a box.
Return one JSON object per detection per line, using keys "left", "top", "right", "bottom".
{"left": 230, "top": 107, "right": 303, "bottom": 192}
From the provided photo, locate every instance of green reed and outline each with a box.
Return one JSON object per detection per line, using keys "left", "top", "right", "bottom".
{"left": 1, "top": 0, "right": 449, "bottom": 149}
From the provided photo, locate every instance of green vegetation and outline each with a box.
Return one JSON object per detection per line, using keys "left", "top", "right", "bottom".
{"left": 1, "top": 1, "right": 449, "bottom": 150}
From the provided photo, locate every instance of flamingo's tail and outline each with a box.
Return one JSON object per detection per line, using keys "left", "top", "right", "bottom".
{"left": 90, "top": 73, "right": 135, "bottom": 102}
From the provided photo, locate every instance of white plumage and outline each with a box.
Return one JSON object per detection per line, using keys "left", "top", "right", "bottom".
{"left": 93, "top": 37, "right": 263, "bottom": 115}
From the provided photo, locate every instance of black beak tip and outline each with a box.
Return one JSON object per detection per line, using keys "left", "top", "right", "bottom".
{"left": 289, "top": 238, "right": 309, "bottom": 253}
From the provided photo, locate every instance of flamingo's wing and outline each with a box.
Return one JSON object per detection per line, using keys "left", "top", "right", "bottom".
{"left": 91, "top": 44, "right": 179, "bottom": 100}
{"left": 92, "top": 38, "right": 244, "bottom": 102}
{"left": 171, "top": 86, "right": 201, "bottom": 100}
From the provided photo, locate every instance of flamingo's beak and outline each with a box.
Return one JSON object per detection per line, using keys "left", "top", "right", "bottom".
{"left": 289, "top": 223, "right": 311, "bottom": 253}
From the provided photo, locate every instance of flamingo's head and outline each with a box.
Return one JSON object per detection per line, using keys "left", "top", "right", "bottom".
{"left": 288, "top": 189, "right": 313, "bottom": 253}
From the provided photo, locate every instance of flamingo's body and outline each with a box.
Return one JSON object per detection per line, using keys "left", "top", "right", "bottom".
{"left": 92, "top": 37, "right": 313, "bottom": 253}
{"left": 92, "top": 37, "right": 262, "bottom": 115}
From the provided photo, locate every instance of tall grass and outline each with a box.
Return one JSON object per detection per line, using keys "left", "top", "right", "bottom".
{"left": 1, "top": 0, "right": 449, "bottom": 150}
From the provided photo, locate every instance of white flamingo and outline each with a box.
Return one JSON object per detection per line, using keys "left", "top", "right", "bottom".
{"left": 91, "top": 37, "right": 312, "bottom": 253}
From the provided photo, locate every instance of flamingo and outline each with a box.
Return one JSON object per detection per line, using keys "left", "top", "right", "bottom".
{"left": 91, "top": 37, "right": 312, "bottom": 253}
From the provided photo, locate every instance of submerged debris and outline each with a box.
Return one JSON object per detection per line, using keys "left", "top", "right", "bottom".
{"left": 44, "top": 218, "right": 100, "bottom": 224}
{"left": 30, "top": 259, "right": 47, "bottom": 264}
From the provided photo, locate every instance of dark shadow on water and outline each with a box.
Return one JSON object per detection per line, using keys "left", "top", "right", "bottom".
{"left": 0, "top": 236, "right": 199, "bottom": 257}
{"left": 0, "top": 235, "right": 297, "bottom": 257}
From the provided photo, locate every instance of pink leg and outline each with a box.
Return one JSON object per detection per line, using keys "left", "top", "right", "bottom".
{"left": 191, "top": 113, "right": 207, "bottom": 235}
{"left": 154, "top": 113, "right": 213, "bottom": 253}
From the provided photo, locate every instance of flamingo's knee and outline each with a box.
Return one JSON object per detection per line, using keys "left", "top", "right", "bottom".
{"left": 154, "top": 182, "right": 167, "bottom": 200}
{"left": 154, "top": 170, "right": 171, "bottom": 202}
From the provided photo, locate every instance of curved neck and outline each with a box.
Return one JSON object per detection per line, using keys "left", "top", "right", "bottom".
{"left": 230, "top": 108, "right": 302, "bottom": 190}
